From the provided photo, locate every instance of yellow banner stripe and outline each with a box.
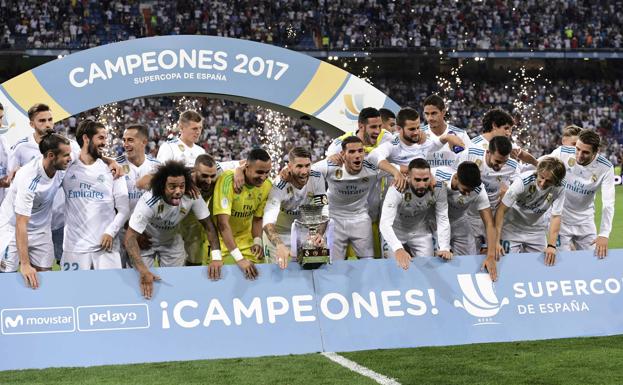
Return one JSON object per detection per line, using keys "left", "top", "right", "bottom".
{"left": 289, "top": 62, "right": 349, "bottom": 115}
{"left": 2, "top": 71, "right": 70, "bottom": 121}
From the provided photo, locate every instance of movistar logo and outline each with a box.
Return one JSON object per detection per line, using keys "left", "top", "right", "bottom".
{"left": 4, "top": 315, "right": 23, "bottom": 328}
{"left": 454, "top": 274, "right": 509, "bottom": 324}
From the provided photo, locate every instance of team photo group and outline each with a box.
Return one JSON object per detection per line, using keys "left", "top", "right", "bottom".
{"left": 0, "top": 95, "right": 614, "bottom": 299}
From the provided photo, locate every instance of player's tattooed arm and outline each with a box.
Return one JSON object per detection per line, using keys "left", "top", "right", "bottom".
{"left": 265, "top": 223, "right": 291, "bottom": 269}
{"left": 125, "top": 227, "right": 160, "bottom": 299}
{"left": 264, "top": 223, "right": 284, "bottom": 246}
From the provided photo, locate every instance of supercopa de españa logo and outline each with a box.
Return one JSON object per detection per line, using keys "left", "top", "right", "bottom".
{"left": 454, "top": 273, "right": 509, "bottom": 325}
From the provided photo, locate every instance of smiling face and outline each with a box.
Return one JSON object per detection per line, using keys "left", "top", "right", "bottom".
{"left": 245, "top": 159, "right": 272, "bottom": 187}
{"left": 288, "top": 156, "right": 311, "bottom": 187}
{"left": 360, "top": 117, "right": 382, "bottom": 146}
{"left": 85, "top": 127, "right": 107, "bottom": 159}
{"left": 486, "top": 150, "right": 509, "bottom": 171}
{"left": 575, "top": 140, "right": 597, "bottom": 166}
{"left": 123, "top": 128, "right": 148, "bottom": 160}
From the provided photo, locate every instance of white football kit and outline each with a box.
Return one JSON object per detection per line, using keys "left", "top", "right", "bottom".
{"left": 421, "top": 124, "right": 471, "bottom": 168}
{"left": 313, "top": 159, "right": 380, "bottom": 259}
{"left": 157, "top": 137, "right": 205, "bottom": 168}
{"left": 128, "top": 191, "right": 210, "bottom": 267}
{"left": 61, "top": 158, "right": 129, "bottom": 270}
{"left": 262, "top": 169, "right": 327, "bottom": 262}
{"left": 379, "top": 182, "right": 450, "bottom": 258}
{"left": 549, "top": 146, "right": 615, "bottom": 251}
{"left": 434, "top": 167, "right": 490, "bottom": 256}
{"left": 0, "top": 158, "right": 64, "bottom": 271}
{"left": 500, "top": 171, "right": 566, "bottom": 253}
{"left": 454, "top": 146, "right": 520, "bottom": 251}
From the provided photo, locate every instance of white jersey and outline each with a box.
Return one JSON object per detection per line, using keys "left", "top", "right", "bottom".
{"left": 116, "top": 154, "right": 161, "bottom": 211}
{"left": 421, "top": 124, "right": 471, "bottom": 168}
{"left": 11, "top": 135, "right": 81, "bottom": 230}
{"left": 501, "top": 171, "right": 566, "bottom": 231}
{"left": 263, "top": 170, "right": 327, "bottom": 235}
{"left": 8, "top": 134, "right": 39, "bottom": 172}
{"left": 454, "top": 147, "right": 520, "bottom": 209}
{"left": 0, "top": 157, "right": 63, "bottom": 232}
{"left": 379, "top": 183, "right": 450, "bottom": 252}
{"left": 549, "top": 145, "right": 615, "bottom": 237}
{"left": 156, "top": 136, "right": 205, "bottom": 168}
{"left": 0, "top": 136, "right": 9, "bottom": 203}
{"left": 129, "top": 191, "right": 210, "bottom": 246}
{"left": 367, "top": 135, "right": 444, "bottom": 166}
{"left": 434, "top": 168, "right": 489, "bottom": 222}
{"left": 63, "top": 158, "right": 130, "bottom": 253}
{"left": 313, "top": 159, "right": 379, "bottom": 220}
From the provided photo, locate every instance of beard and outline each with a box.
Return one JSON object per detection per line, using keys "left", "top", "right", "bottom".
{"left": 88, "top": 141, "right": 103, "bottom": 159}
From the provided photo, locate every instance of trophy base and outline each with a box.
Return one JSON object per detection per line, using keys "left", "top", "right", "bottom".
{"left": 297, "top": 247, "right": 330, "bottom": 270}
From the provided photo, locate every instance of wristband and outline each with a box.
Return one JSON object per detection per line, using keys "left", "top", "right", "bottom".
{"left": 231, "top": 248, "right": 244, "bottom": 262}
{"left": 211, "top": 250, "right": 222, "bottom": 261}
{"left": 253, "top": 237, "right": 262, "bottom": 247}
{"left": 547, "top": 244, "right": 557, "bottom": 249}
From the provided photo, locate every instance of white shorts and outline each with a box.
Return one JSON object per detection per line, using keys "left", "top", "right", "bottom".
{"left": 61, "top": 249, "right": 122, "bottom": 270}
{"left": 0, "top": 225, "right": 54, "bottom": 272}
{"left": 500, "top": 224, "right": 546, "bottom": 254}
{"left": 383, "top": 229, "right": 434, "bottom": 259}
{"left": 142, "top": 236, "right": 187, "bottom": 268}
{"left": 559, "top": 221, "right": 596, "bottom": 252}
{"left": 450, "top": 219, "right": 477, "bottom": 256}
{"left": 469, "top": 214, "right": 486, "bottom": 252}
{"left": 331, "top": 216, "right": 374, "bottom": 260}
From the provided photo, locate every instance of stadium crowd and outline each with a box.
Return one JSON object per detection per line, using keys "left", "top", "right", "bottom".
{"left": 50, "top": 76, "right": 623, "bottom": 169}
{"left": 1, "top": 0, "right": 623, "bottom": 50}
{"left": 0, "top": 100, "right": 615, "bottom": 300}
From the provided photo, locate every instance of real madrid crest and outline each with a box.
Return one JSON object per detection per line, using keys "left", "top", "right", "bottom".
{"left": 123, "top": 164, "right": 130, "bottom": 174}
{"left": 287, "top": 186, "right": 293, "bottom": 195}
{"left": 475, "top": 159, "right": 482, "bottom": 167}
{"left": 362, "top": 177, "right": 369, "bottom": 183}
{"left": 546, "top": 193, "right": 553, "bottom": 203}
{"left": 591, "top": 174, "right": 597, "bottom": 183}
{"left": 178, "top": 144, "right": 185, "bottom": 152}
{"left": 458, "top": 196, "right": 465, "bottom": 205}
{"left": 97, "top": 174, "right": 105, "bottom": 183}
{"left": 496, "top": 175, "right": 502, "bottom": 182}
{"left": 335, "top": 169, "right": 343, "bottom": 179}
{"left": 483, "top": 143, "right": 489, "bottom": 150}
{"left": 529, "top": 184, "right": 536, "bottom": 194}
{"left": 405, "top": 192, "right": 412, "bottom": 202}
{"left": 180, "top": 207, "right": 187, "bottom": 215}
{"left": 158, "top": 202, "right": 165, "bottom": 214}
{"left": 568, "top": 158, "right": 576, "bottom": 167}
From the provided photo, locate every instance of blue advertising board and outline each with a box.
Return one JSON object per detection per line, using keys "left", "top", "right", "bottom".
{"left": 1, "top": 250, "right": 622, "bottom": 371}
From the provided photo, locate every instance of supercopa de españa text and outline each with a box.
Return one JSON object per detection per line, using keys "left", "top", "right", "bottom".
{"left": 133, "top": 72, "right": 227, "bottom": 84}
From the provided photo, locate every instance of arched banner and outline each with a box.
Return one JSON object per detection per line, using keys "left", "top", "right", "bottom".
{"left": 0, "top": 35, "right": 399, "bottom": 144}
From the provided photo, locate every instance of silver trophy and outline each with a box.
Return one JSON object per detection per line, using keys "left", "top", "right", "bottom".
{"left": 293, "top": 204, "right": 330, "bottom": 269}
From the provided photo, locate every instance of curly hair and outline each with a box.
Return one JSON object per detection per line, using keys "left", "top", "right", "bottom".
{"left": 151, "top": 160, "right": 194, "bottom": 199}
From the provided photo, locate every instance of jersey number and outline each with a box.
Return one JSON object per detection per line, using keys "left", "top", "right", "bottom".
{"left": 62, "top": 262, "right": 79, "bottom": 271}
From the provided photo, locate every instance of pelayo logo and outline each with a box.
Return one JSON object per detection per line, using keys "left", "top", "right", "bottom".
{"left": 454, "top": 274, "right": 509, "bottom": 325}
